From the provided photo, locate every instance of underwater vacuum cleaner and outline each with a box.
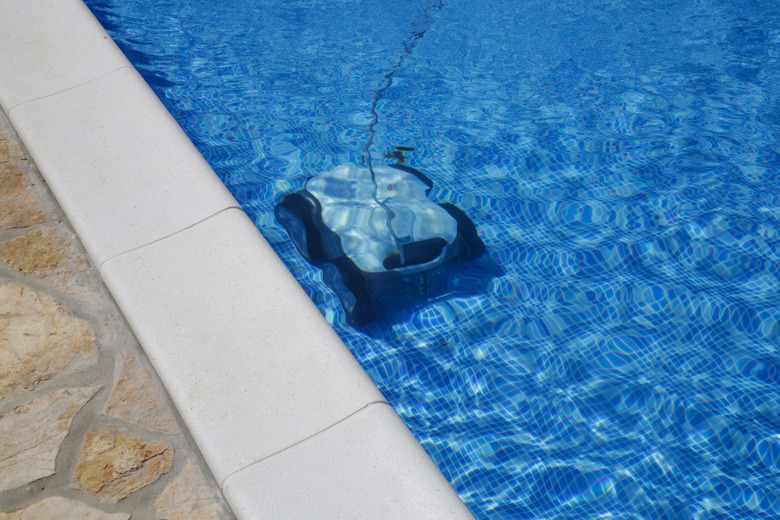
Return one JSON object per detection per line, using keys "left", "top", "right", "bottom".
{"left": 275, "top": 162, "right": 485, "bottom": 325}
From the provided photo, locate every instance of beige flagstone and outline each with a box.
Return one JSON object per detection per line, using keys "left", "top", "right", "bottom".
{"left": 0, "top": 386, "right": 101, "bottom": 492}
{"left": 0, "top": 229, "right": 65, "bottom": 272}
{"left": 0, "top": 229, "right": 95, "bottom": 301}
{"left": 0, "top": 124, "right": 25, "bottom": 163}
{"left": 0, "top": 284, "right": 98, "bottom": 398}
{"left": 73, "top": 428, "right": 174, "bottom": 502}
{"left": 105, "top": 356, "right": 178, "bottom": 434}
{"left": 0, "top": 166, "right": 48, "bottom": 230}
{"left": 155, "top": 461, "right": 229, "bottom": 520}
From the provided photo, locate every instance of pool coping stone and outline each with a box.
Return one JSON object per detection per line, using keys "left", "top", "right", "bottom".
{"left": 100, "top": 207, "right": 386, "bottom": 484}
{"left": 7, "top": 67, "right": 239, "bottom": 267}
{"left": 0, "top": 0, "right": 476, "bottom": 518}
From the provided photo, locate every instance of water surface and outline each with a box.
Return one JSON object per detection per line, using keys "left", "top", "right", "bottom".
{"left": 86, "top": 0, "right": 780, "bottom": 517}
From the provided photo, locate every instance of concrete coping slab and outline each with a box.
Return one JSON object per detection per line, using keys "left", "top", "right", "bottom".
{"left": 0, "top": 0, "right": 476, "bottom": 518}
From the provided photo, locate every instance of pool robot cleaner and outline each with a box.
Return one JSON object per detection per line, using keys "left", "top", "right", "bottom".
{"left": 275, "top": 160, "right": 485, "bottom": 325}
{"left": 275, "top": 0, "right": 483, "bottom": 325}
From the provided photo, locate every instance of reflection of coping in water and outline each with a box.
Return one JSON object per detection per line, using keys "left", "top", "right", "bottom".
{"left": 275, "top": 160, "right": 489, "bottom": 326}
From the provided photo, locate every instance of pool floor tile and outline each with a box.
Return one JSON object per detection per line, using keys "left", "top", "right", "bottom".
{"left": 0, "top": 0, "right": 130, "bottom": 109}
{"left": 100, "top": 208, "right": 386, "bottom": 484}
{"left": 7, "top": 67, "right": 238, "bottom": 266}
{"left": 223, "top": 403, "right": 475, "bottom": 520}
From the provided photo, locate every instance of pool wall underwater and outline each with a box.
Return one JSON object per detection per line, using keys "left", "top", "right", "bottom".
{"left": 0, "top": 0, "right": 476, "bottom": 518}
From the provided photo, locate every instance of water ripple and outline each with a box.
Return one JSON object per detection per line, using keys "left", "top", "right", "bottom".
{"left": 85, "top": 0, "right": 780, "bottom": 518}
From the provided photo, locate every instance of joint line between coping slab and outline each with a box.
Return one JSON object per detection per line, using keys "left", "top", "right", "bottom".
{"left": 219, "top": 400, "right": 391, "bottom": 489}
{"left": 5, "top": 65, "right": 134, "bottom": 114}
{"left": 97, "top": 205, "right": 243, "bottom": 271}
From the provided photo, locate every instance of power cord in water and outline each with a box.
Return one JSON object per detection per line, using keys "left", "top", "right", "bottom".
{"left": 361, "top": 0, "right": 444, "bottom": 267}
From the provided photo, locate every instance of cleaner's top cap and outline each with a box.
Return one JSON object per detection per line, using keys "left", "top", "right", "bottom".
{"left": 305, "top": 164, "right": 457, "bottom": 272}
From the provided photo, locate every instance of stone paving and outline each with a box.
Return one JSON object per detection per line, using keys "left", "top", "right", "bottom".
{"left": 0, "top": 107, "right": 235, "bottom": 519}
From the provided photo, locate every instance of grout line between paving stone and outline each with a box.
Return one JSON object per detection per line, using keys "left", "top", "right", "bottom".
{"left": 96, "top": 206, "right": 241, "bottom": 273}
{"left": 218, "top": 400, "right": 391, "bottom": 488}
{"left": 5, "top": 65, "right": 134, "bottom": 115}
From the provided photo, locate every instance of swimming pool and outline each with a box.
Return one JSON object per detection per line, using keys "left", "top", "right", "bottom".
{"left": 85, "top": 0, "right": 780, "bottom": 517}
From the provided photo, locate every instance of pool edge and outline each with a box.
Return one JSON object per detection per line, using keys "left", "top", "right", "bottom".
{"left": 0, "top": 0, "right": 476, "bottom": 518}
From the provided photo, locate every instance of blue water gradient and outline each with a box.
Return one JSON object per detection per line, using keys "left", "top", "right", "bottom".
{"left": 86, "top": 0, "right": 780, "bottom": 517}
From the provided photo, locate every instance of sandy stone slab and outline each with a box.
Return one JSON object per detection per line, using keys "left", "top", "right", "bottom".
{"left": 154, "top": 461, "right": 230, "bottom": 520}
{"left": 0, "top": 496, "right": 130, "bottom": 520}
{"left": 105, "top": 356, "right": 178, "bottom": 434}
{"left": 73, "top": 428, "right": 174, "bottom": 502}
{"left": 0, "top": 386, "right": 100, "bottom": 492}
{"left": 0, "top": 229, "right": 65, "bottom": 271}
{"left": 0, "top": 128, "right": 25, "bottom": 163}
{"left": 0, "top": 284, "right": 98, "bottom": 399}
{"left": 0, "top": 165, "right": 48, "bottom": 230}
{"left": 0, "top": 228, "right": 96, "bottom": 301}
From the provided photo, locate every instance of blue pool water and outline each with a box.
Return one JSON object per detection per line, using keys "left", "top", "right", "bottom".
{"left": 86, "top": 0, "right": 780, "bottom": 517}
